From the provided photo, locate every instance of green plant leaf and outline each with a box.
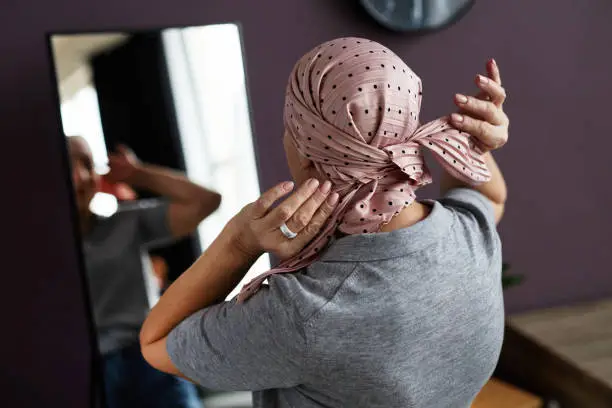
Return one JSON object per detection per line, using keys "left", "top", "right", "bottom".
{"left": 502, "top": 274, "right": 524, "bottom": 289}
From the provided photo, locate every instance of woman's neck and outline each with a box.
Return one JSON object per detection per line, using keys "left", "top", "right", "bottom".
{"left": 379, "top": 201, "right": 432, "bottom": 233}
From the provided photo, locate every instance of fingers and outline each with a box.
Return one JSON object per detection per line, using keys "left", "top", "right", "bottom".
{"left": 473, "top": 59, "right": 501, "bottom": 101}
{"left": 251, "top": 181, "right": 295, "bottom": 219}
{"left": 292, "top": 192, "right": 339, "bottom": 247}
{"left": 108, "top": 145, "right": 130, "bottom": 161}
{"left": 284, "top": 181, "right": 332, "bottom": 233}
{"left": 450, "top": 113, "right": 507, "bottom": 151}
{"left": 450, "top": 113, "right": 493, "bottom": 141}
{"left": 475, "top": 74, "right": 506, "bottom": 106}
{"left": 449, "top": 59, "right": 508, "bottom": 153}
{"left": 454, "top": 94, "right": 505, "bottom": 125}
{"left": 266, "top": 178, "right": 321, "bottom": 226}
{"left": 115, "top": 144, "right": 130, "bottom": 154}
{"left": 488, "top": 58, "right": 502, "bottom": 85}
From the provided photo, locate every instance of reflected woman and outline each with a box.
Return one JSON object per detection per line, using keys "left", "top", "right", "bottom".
{"left": 68, "top": 137, "right": 220, "bottom": 408}
{"left": 141, "top": 37, "right": 509, "bottom": 408}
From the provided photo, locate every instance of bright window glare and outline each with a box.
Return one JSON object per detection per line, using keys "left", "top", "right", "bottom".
{"left": 61, "top": 86, "right": 108, "bottom": 169}
{"left": 163, "top": 24, "right": 271, "bottom": 299}
{"left": 61, "top": 86, "right": 116, "bottom": 216}
{"left": 89, "top": 192, "right": 119, "bottom": 217}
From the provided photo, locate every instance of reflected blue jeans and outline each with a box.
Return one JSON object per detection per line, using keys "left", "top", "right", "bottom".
{"left": 102, "top": 343, "right": 202, "bottom": 408}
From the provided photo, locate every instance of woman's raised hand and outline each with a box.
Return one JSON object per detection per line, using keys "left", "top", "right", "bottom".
{"left": 227, "top": 179, "right": 339, "bottom": 260}
{"left": 451, "top": 59, "right": 509, "bottom": 153}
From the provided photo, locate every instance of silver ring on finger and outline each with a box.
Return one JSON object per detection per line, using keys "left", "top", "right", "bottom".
{"left": 279, "top": 222, "right": 298, "bottom": 239}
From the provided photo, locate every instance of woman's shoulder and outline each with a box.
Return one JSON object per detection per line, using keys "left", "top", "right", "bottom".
{"left": 437, "top": 188, "right": 497, "bottom": 228}
{"left": 116, "top": 198, "right": 165, "bottom": 213}
{"left": 266, "top": 259, "right": 358, "bottom": 321}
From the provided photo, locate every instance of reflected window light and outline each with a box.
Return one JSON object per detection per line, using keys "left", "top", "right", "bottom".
{"left": 163, "top": 24, "right": 271, "bottom": 299}
{"left": 61, "top": 84, "right": 116, "bottom": 216}
{"left": 60, "top": 86, "right": 108, "bottom": 167}
{"left": 89, "top": 192, "right": 118, "bottom": 217}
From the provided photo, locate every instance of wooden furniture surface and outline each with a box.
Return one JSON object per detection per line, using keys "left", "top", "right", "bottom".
{"left": 494, "top": 299, "right": 612, "bottom": 408}
{"left": 510, "top": 298, "right": 612, "bottom": 388}
{"left": 472, "top": 378, "right": 542, "bottom": 408}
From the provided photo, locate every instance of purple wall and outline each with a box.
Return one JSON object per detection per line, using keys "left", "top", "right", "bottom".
{"left": 2, "top": 0, "right": 611, "bottom": 406}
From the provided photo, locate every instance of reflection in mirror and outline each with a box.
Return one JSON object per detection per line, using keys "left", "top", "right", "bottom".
{"left": 50, "top": 25, "right": 266, "bottom": 408}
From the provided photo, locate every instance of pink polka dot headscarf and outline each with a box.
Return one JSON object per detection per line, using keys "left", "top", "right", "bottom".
{"left": 237, "top": 37, "right": 490, "bottom": 302}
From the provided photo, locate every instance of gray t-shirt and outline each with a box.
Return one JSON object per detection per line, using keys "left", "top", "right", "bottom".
{"left": 167, "top": 188, "right": 504, "bottom": 408}
{"left": 83, "top": 199, "right": 173, "bottom": 355}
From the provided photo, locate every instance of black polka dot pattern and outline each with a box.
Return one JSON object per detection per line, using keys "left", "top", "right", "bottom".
{"left": 238, "top": 36, "right": 492, "bottom": 303}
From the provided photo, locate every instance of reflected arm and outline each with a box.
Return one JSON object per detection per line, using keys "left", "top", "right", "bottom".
{"left": 128, "top": 164, "right": 221, "bottom": 237}
{"left": 139, "top": 225, "right": 257, "bottom": 378}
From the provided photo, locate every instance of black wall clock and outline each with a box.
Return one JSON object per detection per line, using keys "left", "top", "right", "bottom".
{"left": 360, "top": 0, "right": 475, "bottom": 32}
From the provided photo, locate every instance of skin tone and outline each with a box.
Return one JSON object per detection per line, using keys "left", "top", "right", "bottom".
{"left": 68, "top": 138, "right": 222, "bottom": 238}
{"left": 139, "top": 60, "right": 509, "bottom": 380}
{"left": 68, "top": 136, "right": 101, "bottom": 233}
{"left": 442, "top": 59, "right": 509, "bottom": 224}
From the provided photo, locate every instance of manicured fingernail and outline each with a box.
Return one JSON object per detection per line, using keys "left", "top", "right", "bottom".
{"left": 327, "top": 192, "right": 339, "bottom": 205}
{"left": 308, "top": 178, "right": 319, "bottom": 188}
{"left": 451, "top": 113, "right": 464, "bottom": 122}
{"left": 283, "top": 181, "right": 294, "bottom": 191}
{"left": 320, "top": 180, "right": 332, "bottom": 194}
{"left": 455, "top": 94, "right": 468, "bottom": 104}
{"left": 478, "top": 75, "right": 488, "bottom": 84}
{"left": 491, "top": 58, "right": 497, "bottom": 67}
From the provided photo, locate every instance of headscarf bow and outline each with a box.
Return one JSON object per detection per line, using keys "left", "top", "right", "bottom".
{"left": 238, "top": 37, "right": 490, "bottom": 302}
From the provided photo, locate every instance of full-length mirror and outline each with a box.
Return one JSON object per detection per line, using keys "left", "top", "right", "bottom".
{"left": 50, "top": 25, "right": 267, "bottom": 408}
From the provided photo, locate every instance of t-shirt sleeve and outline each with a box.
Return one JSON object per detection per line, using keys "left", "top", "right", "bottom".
{"left": 166, "top": 287, "right": 306, "bottom": 391}
{"left": 440, "top": 188, "right": 497, "bottom": 228}
{"left": 123, "top": 199, "right": 175, "bottom": 248}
